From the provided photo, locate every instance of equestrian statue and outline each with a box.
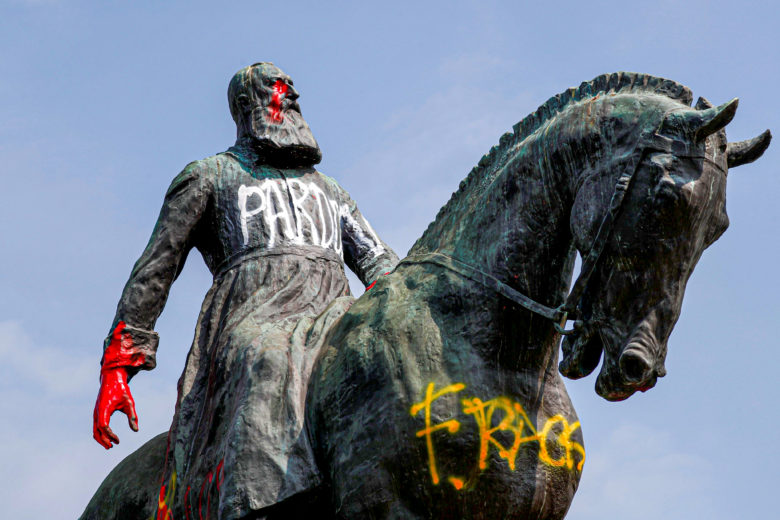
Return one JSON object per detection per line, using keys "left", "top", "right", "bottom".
{"left": 81, "top": 67, "right": 771, "bottom": 520}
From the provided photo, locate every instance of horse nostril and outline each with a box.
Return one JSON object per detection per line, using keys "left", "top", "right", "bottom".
{"left": 619, "top": 348, "right": 652, "bottom": 384}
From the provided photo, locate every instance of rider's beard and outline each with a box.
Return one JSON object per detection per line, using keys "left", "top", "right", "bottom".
{"left": 247, "top": 104, "right": 322, "bottom": 168}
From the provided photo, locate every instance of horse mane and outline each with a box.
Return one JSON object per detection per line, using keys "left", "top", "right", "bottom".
{"left": 411, "top": 72, "right": 693, "bottom": 252}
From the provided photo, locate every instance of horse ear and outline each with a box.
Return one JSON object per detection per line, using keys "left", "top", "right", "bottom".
{"left": 695, "top": 96, "right": 713, "bottom": 110}
{"left": 727, "top": 129, "right": 772, "bottom": 168}
{"left": 694, "top": 98, "right": 739, "bottom": 141}
{"left": 666, "top": 98, "right": 739, "bottom": 141}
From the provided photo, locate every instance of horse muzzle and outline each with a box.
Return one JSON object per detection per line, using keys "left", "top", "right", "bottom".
{"left": 596, "top": 332, "right": 667, "bottom": 401}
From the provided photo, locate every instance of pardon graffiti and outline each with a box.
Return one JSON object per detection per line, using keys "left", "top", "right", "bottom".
{"left": 410, "top": 382, "right": 585, "bottom": 490}
{"left": 238, "top": 179, "right": 344, "bottom": 250}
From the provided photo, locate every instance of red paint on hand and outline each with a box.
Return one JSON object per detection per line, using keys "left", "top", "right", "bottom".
{"left": 92, "top": 321, "right": 141, "bottom": 449}
{"left": 268, "top": 79, "right": 288, "bottom": 123}
{"left": 100, "top": 320, "right": 147, "bottom": 370}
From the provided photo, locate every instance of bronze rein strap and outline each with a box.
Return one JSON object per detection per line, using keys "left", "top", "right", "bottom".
{"left": 397, "top": 251, "right": 565, "bottom": 321}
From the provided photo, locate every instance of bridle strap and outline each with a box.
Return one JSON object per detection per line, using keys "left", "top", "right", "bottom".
{"left": 562, "top": 127, "right": 711, "bottom": 315}
{"left": 561, "top": 131, "right": 653, "bottom": 315}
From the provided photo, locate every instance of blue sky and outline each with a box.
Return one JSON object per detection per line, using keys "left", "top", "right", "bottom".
{"left": 0, "top": 1, "right": 777, "bottom": 518}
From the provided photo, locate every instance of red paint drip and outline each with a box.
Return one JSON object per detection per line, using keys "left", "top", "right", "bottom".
{"left": 205, "top": 471, "right": 213, "bottom": 517}
{"left": 157, "top": 485, "right": 166, "bottom": 520}
{"left": 268, "top": 79, "right": 288, "bottom": 123}
{"left": 185, "top": 486, "right": 192, "bottom": 520}
{"left": 198, "top": 476, "right": 208, "bottom": 520}
{"left": 156, "top": 484, "right": 173, "bottom": 520}
{"left": 165, "top": 460, "right": 225, "bottom": 520}
{"left": 215, "top": 459, "right": 224, "bottom": 491}
{"left": 365, "top": 272, "right": 391, "bottom": 292}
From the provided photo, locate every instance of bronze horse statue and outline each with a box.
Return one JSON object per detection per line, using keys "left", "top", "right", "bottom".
{"left": 81, "top": 72, "right": 770, "bottom": 519}
{"left": 306, "top": 72, "right": 771, "bottom": 519}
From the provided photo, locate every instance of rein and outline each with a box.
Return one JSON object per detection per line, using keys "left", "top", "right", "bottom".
{"left": 398, "top": 120, "right": 709, "bottom": 336}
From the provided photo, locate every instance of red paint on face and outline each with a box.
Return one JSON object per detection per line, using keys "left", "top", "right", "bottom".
{"left": 268, "top": 79, "right": 288, "bottom": 123}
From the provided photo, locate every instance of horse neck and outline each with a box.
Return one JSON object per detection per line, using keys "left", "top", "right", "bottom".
{"left": 413, "top": 133, "right": 578, "bottom": 362}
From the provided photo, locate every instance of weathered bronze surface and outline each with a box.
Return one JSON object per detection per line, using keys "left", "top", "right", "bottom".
{"left": 83, "top": 70, "right": 771, "bottom": 519}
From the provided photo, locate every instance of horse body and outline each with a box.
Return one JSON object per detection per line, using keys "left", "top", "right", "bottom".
{"left": 308, "top": 73, "right": 770, "bottom": 519}
{"left": 309, "top": 263, "right": 580, "bottom": 519}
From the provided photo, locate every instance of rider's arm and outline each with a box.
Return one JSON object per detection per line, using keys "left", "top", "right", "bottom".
{"left": 103, "top": 159, "right": 212, "bottom": 378}
{"left": 338, "top": 186, "right": 399, "bottom": 288}
{"left": 93, "top": 159, "right": 212, "bottom": 449}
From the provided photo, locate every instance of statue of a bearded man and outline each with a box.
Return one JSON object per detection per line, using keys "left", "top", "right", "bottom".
{"left": 87, "top": 62, "right": 399, "bottom": 520}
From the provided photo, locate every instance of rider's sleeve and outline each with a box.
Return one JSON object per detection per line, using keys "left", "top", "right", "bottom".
{"left": 101, "top": 160, "right": 212, "bottom": 379}
{"left": 338, "top": 186, "right": 400, "bottom": 287}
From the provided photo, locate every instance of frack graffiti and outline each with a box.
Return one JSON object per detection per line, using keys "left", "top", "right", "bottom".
{"left": 410, "top": 382, "right": 585, "bottom": 490}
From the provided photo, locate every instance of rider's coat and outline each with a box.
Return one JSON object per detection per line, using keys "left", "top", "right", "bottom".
{"left": 105, "top": 143, "right": 399, "bottom": 518}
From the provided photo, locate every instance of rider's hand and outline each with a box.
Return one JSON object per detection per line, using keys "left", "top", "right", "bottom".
{"left": 93, "top": 365, "right": 138, "bottom": 449}
{"left": 93, "top": 321, "right": 140, "bottom": 449}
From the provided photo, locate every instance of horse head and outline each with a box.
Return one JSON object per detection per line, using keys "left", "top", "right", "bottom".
{"left": 559, "top": 92, "right": 770, "bottom": 401}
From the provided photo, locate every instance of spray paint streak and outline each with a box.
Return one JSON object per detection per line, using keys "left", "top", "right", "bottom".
{"left": 215, "top": 459, "right": 224, "bottom": 491}
{"left": 198, "top": 472, "right": 211, "bottom": 520}
{"left": 155, "top": 471, "right": 176, "bottom": 520}
{"left": 184, "top": 486, "right": 192, "bottom": 520}
{"left": 411, "top": 382, "right": 585, "bottom": 491}
{"left": 365, "top": 272, "right": 391, "bottom": 291}
{"left": 268, "top": 79, "right": 288, "bottom": 123}
{"left": 155, "top": 459, "right": 225, "bottom": 519}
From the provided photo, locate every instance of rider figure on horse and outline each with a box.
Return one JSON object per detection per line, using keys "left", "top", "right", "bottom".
{"left": 91, "top": 62, "right": 399, "bottom": 519}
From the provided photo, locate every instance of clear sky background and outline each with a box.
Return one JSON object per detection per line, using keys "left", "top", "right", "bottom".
{"left": 1, "top": 1, "right": 777, "bottom": 518}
